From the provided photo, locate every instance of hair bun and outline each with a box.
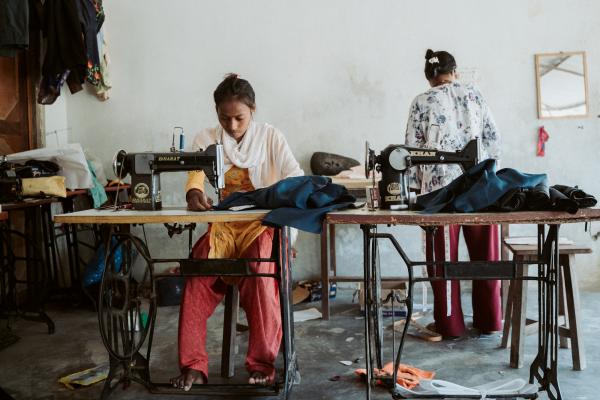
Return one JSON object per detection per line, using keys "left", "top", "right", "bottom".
{"left": 425, "top": 49, "right": 435, "bottom": 60}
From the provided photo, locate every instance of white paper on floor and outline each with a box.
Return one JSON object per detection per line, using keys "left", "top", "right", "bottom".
{"left": 293, "top": 307, "right": 322, "bottom": 322}
{"left": 394, "top": 378, "right": 538, "bottom": 397}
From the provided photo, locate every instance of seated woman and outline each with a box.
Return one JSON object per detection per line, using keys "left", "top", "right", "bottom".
{"left": 170, "top": 74, "right": 303, "bottom": 391}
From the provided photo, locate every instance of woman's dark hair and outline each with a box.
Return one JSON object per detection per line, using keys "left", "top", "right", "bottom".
{"left": 213, "top": 73, "right": 256, "bottom": 109}
{"left": 424, "top": 49, "right": 457, "bottom": 81}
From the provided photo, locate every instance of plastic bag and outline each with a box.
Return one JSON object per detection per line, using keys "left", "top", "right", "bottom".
{"left": 7, "top": 143, "right": 93, "bottom": 189}
{"left": 82, "top": 238, "right": 123, "bottom": 287}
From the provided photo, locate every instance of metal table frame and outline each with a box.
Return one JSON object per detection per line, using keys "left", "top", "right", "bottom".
{"left": 54, "top": 208, "right": 298, "bottom": 399}
{"left": 326, "top": 208, "right": 600, "bottom": 400}
{"left": 1, "top": 199, "right": 58, "bottom": 334}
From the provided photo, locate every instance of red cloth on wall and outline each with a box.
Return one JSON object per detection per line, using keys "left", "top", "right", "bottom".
{"left": 537, "top": 126, "right": 549, "bottom": 157}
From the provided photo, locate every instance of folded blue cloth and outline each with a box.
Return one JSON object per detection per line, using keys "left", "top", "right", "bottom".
{"left": 416, "top": 159, "right": 548, "bottom": 213}
{"left": 216, "top": 175, "right": 355, "bottom": 233}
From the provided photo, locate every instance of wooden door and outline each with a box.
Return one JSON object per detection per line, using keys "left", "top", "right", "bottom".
{"left": 0, "top": 49, "right": 39, "bottom": 154}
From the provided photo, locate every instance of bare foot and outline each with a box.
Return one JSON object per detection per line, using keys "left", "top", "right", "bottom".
{"left": 170, "top": 368, "right": 206, "bottom": 391}
{"left": 249, "top": 371, "right": 275, "bottom": 385}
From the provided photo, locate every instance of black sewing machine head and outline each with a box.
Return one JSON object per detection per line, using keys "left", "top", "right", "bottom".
{"left": 365, "top": 139, "right": 480, "bottom": 210}
{"left": 0, "top": 158, "right": 22, "bottom": 203}
{"left": 112, "top": 144, "right": 225, "bottom": 210}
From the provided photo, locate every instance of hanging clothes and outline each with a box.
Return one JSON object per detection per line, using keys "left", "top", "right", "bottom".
{"left": 38, "top": 0, "right": 106, "bottom": 104}
{"left": 76, "top": 0, "right": 104, "bottom": 85}
{"left": 0, "top": 0, "right": 29, "bottom": 57}
{"left": 93, "top": 27, "right": 111, "bottom": 100}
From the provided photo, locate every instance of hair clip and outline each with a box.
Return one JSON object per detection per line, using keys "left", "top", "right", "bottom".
{"left": 428, "top": 57, "right": 439, "bottom": 64}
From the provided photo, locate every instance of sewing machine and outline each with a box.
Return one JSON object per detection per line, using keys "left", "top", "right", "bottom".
{"left": 365, "top": 139, "right": 480, "bottom": 210}
{"left": 112, "top": 144, "right": 225, "bottom": 210}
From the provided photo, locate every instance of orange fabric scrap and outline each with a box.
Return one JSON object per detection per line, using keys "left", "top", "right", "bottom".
{"left": 355, "top": 362, "right": 435, "bottom": 389}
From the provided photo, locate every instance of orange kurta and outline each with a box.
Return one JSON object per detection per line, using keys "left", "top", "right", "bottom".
{"left": 186, "top": 168, "right": 267, "bottom": 278}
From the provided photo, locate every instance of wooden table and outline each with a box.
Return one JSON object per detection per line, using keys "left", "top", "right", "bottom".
{"left": 325, "top": 207, "right": 600, "bottom": 400}
{"left": 0, "top": 185, "right": 132, "bottom": 303}
{"left": 54, "top": 207, "right": 269, "bottom": 225}
{"left": 320, "top": 207, "right": 600, "bottom": 320}
{"left": 54, "top": 207, "right": 297, "bottom": 400}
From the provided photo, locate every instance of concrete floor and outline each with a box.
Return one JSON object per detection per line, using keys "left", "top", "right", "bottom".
{"left": 1, "top": 288, "right": 599, "bottom": 400}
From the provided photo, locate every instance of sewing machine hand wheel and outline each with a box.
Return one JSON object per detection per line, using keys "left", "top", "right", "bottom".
{"left": 98, "top": 234, "right": 155, "bottom": 361}
{"left": 365, "top": 141, "right": 376, "bottom": 179}
{"left": 368, "top": 238, "right": 384, "bottom": 370}
{"left": 112, "top": 150, "right": 128, "bottom": 180}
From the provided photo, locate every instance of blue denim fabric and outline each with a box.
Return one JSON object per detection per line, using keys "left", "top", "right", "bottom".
{"left": 416, "top": 159, "right": 548, "bottom": 213}
{"left": 216, "top": 175, "right": 355, "bottom": 234}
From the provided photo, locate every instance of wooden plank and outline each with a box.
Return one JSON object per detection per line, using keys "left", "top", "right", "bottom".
{"left": 563, "top": 254, "right": 586, "bottom": 370}
{"left": 54, "top": 207, "right": 268, "bottom": 224}
{"left": 2, "top": 198, "right": 57, "bottom": 210}
{"left": 505, "top": 243, "right": 592, "bottom": 256}
{"left": 510, "top": 255, "right": 528, "bottom": 369}
{"left": 327, "top": 207, "right": 600, "bottom": 226}
{"left": 501, "top": 278, "right": 514, "bottom": 349}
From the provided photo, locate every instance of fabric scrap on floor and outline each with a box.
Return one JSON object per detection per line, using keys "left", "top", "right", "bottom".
{"left": 58, "top": 364, "right": 109, "bottom": 389}
{"left": 355, "top": 362, "right": 435, "bottom": 389}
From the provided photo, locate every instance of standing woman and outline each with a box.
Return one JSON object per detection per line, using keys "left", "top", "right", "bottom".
{"left": 171, "top": 74, "right": 303, "bottom": 390}
{"left": 405, "top": 49, "right": 502, "bottom": 339}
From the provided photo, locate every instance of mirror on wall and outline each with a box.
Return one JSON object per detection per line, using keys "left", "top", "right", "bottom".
{"left": 535, "top": 51, "right": 589, "bottom": 119}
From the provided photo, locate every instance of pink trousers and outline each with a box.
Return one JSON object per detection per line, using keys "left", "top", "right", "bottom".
{"left": 425, "top": 224, "right": 502, "bottom": 337}
{"left": 178, "top": 228, "right": 282, "bottom": 379}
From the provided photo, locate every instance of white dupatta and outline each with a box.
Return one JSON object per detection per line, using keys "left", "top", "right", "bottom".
{"left": 191, "top": 121, "right": 303, "bottom": 189}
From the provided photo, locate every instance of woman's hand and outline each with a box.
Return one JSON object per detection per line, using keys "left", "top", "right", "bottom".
{"left": 186, "top": 189, "right": 213, "bottom": 211}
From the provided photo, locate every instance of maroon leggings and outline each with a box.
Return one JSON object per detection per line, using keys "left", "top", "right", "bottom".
{"left": 178, "top": 228, "right": 281, "bottom": 379}
{"left": 425, "top": 224, "right": 502, "bottom": 337}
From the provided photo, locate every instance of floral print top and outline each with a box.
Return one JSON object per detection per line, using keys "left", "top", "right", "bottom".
{"left": 404, "top": 81, "right": 501, "bottom": 194}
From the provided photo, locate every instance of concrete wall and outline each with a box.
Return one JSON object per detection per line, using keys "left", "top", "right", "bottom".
{"left": 45, "top": 0, "right": 600, "bottom": 288}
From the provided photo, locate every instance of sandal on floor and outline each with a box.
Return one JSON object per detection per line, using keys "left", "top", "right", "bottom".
{"left": 425, "top": 322, "right": 461, "bottom": 341}
{"left": 393, "top": 319, "right": 442, "bottom": 342}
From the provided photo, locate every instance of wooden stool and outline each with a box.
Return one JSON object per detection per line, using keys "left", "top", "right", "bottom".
{"left": 501, "top": 240, "right": 590, "bottom": 370}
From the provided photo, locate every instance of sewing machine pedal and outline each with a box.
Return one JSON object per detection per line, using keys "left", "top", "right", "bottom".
{"left": 179, "top": 259, "right": 251, "bottom": 276}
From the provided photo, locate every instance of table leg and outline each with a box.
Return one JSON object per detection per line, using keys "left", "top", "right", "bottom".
{"left": 529, "top": 224, "right": 562, "bottom": 400}
{"left": 501, "top": 224, "right": 510, "bottom": 315}
{"left": 329, "top": 224, "right": 337, "bottom": 277}
{"left": 279, "top": 227, "right": 299, "bottom": 398}
{"left": 320, "top": 221, "right": 330, "bottom": 320}
{"left": 361, "top": 224, "right": 372, "bottom": 400}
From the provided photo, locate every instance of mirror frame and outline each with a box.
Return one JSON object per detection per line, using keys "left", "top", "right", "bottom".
{"left": 535, "top": 51, "right": 589, "bottom": 119}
